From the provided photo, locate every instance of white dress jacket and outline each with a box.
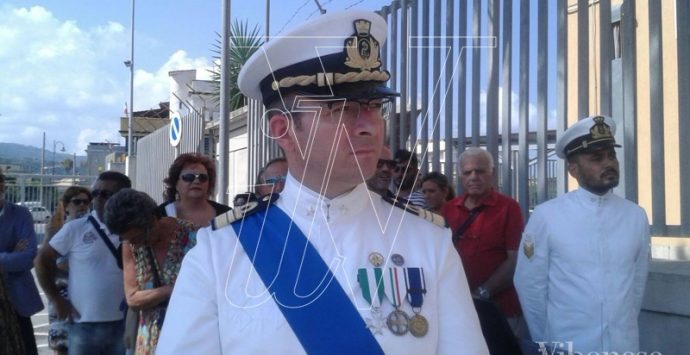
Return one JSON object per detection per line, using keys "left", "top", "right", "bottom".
{"left": 157, "top": 175, "right": 488, "bottom": 354}
{"left": 515, "top": 188, "right": 650, "bottom": 353}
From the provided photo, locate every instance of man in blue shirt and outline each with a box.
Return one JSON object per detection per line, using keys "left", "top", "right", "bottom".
{"left": 0, "top": 169, "right": 44, "bottom": 355}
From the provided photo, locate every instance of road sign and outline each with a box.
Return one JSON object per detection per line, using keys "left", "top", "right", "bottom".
{"left": 170, "top": 116, "right": 181, "bottom": 147}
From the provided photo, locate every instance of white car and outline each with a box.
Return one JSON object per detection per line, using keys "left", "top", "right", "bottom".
{"left": 28, "top": 205, "right": 51, "bottom": 223}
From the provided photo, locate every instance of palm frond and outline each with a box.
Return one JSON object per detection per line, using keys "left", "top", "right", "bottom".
{"left": 209, "top": 20, "right": 264, "bottom": 110}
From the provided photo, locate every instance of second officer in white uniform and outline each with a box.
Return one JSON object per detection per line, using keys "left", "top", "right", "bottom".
{"left": 514, "top": 115, "right": 650, "bottom": 354}
{"left": 157, "top": 9, "right": 488, "bottom": 355}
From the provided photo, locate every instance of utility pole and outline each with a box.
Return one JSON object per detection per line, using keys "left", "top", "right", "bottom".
{"left": 126, "top": 0, "right": 135, "bottom": 176}
{"left": 218, "top": 0, "right": 231, "bottom": 204}
{"left": 73, "top": 152, "right": 77, "bottom": 176}
{"left": 40, "top": 132, "right": 45, "bottom": 205}
{"left": 265, "top": 0, "right": 270, "bottom": 42}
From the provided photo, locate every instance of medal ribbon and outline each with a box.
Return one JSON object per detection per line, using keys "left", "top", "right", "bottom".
{"left": 383, "top": 267, "right": 405, "bottom": 308}
{"left": 357, "top": 268, "right": 384, "bottom": 307}
{"left": 404, "top": 267, "right": 426, "bottom": 308}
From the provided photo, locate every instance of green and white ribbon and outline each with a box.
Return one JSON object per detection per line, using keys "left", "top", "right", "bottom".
{"left": 357, "top": 267, "right": 384, "bottom": 308}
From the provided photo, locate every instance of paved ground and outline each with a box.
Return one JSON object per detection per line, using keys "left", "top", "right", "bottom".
{"left": 31, "top": 270, "right": 52, "bottom": 355}
{"left": 29, "top": 222, "right": 52, "bottom": 354}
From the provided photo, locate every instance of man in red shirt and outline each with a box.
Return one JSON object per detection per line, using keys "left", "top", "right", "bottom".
{"left": 441, "top": 147, "right": 526, "bottom": 338}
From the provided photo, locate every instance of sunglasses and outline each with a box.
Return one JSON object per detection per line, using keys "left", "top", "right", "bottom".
{"left": 264, "top": 175, "right": 287, "bottom": 185}
{"left": 377, "top": 159, "right": 396, "bottom": 169}
{"left": 70, "top": 198, "right": 91, "bottom": 206}
{"left": 180, "top": 173, "right": 209, "bottom": 183}
{"left": 92, "top": 189, "right": 115, "bottom": 200}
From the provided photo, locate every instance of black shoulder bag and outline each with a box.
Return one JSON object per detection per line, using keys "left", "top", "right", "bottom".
{"left": 87, "top": 215, "right": 123, "bottom": 269}
{"left": 451, "top": 205, "right": 486, "bottom": 243}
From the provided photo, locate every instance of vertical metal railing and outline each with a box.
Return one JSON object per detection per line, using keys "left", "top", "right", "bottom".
{"left": 676, "top": 0, "right": 690, "bottom": 236}
{"left": 648, "top": 0, "right": 665, "bottom": 235}
{"left": 233, "top": 0, "right": 688, "bottom": 236}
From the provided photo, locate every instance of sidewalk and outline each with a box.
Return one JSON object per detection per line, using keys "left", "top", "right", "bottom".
{"left": 31, "top": 269, "right": 52, "bottom": 355}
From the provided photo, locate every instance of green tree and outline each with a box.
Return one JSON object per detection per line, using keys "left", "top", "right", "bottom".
{"left": 61, "top": 158, "right": 73, "bottom": 173}
{"left": 210, "top": 20, "right": 263, "bottom": 110}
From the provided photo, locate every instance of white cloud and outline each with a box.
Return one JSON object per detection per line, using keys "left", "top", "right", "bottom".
{"left": 134, "top": 50, "right": 213, "bottom": 110}
{"left": 0, "top": 4, "right": 213, "bottom": 153}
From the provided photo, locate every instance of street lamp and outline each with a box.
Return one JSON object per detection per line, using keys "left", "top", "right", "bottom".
{"left": 125, "top": 0, "right": 135, "bottom": 176}
{"left": 52, "top": 140, "right": 65, "bottom": 175}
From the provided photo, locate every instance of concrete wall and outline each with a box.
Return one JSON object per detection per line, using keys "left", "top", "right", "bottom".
{"left": 639, "top": 260, "right": 690, "bottom": 354}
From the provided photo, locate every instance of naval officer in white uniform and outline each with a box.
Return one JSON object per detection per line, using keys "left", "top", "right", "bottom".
{"left": 156, "top": 9, "right": 488, "bottom": 355}
{"left": 514, "top": 115, "right": 650, "bottom": 354}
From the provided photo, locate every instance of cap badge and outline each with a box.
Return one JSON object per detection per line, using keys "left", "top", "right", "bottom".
{"left": 590, "top": 116, "right": 613, "bottom": 140}
{"left": 345, "top": 19, "right": 382, "bottom": 71}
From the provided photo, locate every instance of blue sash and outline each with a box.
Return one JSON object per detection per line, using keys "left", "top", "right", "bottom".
{"left": 231, "top": 206, "right": 384, "bottom": 355}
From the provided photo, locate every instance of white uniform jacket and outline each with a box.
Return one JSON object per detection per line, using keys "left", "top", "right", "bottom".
{"left": 514, "top": 188, "right": 650, "bottom": 353}
{"left": 157, "top": 175, "right": 488, "bottom": 354}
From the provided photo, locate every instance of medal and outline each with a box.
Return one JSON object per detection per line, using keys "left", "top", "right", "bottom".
{"left": 391, "top": 253, "right": 405, "bottom": 266}
{"left": 404, "top": 267, "right": 428, "bottom": 337}
{"left": 386, "top": 309, "right": 410, "bottom": 336}
{"left": 357, "top": 268, "right": 386, "bottom": 334}
{"left": 368, "top": 252, "right": 384, "bottom": 267}
{"left": 383, "top": 267, "right": 409, "bottom": 335}
{"left": 409, "top": 314, "right": 429, "bottom": 337}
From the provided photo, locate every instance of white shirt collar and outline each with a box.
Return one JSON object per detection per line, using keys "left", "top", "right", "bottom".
{"left": 279, "top": 172, "right": 370, "bottom": 222}
{"left": 575, "top": 187, "right": 613, "bottom": 208}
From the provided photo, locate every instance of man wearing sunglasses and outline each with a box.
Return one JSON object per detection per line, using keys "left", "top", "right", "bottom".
{"left": 158, "top": 9, "right": 487, "bottom": 354}
{"left": 366, "top": 146, "right": 396, "bottom": 197}
{"left": 255, "top": 157, "right": 288, "bottom": 197}
{"left": 36, "top": 171, "right": 131, "bottom": 354}
{"left": 390, "top": 149, "right": 427, "bottom": 208}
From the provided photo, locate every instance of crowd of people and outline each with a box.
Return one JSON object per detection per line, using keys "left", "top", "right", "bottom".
{"left": 0, "top": 8, "right": 651, "bottom": 355}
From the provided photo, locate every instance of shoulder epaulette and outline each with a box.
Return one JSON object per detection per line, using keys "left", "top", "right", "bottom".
{"left": 382, "top": 194, "right": 447, "bottom": 228}
{"left": 212, "top": 193, "right": 280, "bottom": 230}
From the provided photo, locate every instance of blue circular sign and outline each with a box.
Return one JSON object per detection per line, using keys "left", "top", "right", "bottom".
{"left": 169, "top": 116, "right": 182, "bottom": 146}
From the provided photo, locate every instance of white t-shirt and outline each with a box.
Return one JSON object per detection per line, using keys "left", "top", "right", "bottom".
{"left": 50, "top": 211, "right": 125, "bottom": 322}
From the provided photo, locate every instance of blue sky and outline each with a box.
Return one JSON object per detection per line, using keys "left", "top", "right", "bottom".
{"left": 0, "top": 0, "right": 390, "bottom": 154}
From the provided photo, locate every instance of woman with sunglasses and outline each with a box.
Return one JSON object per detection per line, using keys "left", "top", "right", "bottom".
{"left": 42, "top": 186, "right": 92, "bottom": 355}
{"left": 104, "top": 188, "right": 196, "bottom": 355}
{"left": 158, "top": 153, "right": 230, "bottom": 229}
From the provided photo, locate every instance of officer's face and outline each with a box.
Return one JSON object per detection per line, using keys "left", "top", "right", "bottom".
{"left": 273, "top": 96, "right": 385, "bottom": 197}
{"left": 567, "top": 147, "right": 620, "bottom": 195}
{"left": 459, "top": 154, "right": 494, "bottom": 197}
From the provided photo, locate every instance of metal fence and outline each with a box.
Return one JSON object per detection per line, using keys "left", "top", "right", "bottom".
{"left": 2, "top": 173, "right": 97, "bottom": 241}
{"left": 362, "top": 0, "right": 690, "bottom": 236}
{"left": 134, "top": 110, "right": 206, "bottom": 204}
{"left": 130, "top": 0, "right": 688, "bottom": 237}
